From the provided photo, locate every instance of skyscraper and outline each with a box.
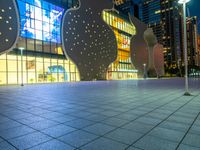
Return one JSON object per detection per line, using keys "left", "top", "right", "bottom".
{"left": 186, "top": 16, "right": 199, "bottom": 66}
{"left": 141, "top": 0, "right": 183, "bottom": 73}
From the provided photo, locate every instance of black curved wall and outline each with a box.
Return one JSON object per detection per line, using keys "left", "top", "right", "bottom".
{"left": 0, "top": 0, "right": 19, "bottom": 55}
{"left": 62, "top": 0, "right": 118, "bottom": 81}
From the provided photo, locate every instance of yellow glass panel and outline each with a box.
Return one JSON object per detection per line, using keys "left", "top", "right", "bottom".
{"left": 0, "top": 60, "right": 6, "bottom": 71}
{"left": 0, "top": 72, "right": 6, "bottom": 84}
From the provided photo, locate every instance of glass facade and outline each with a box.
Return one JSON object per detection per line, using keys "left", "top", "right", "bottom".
{"left": 0, "top": 0, "right": 80, "bottom": 85}
{"left": 0, "top": 50, "right": 79, "bottom": 85}
{"left": 17, "top": 0, "right": 64, "bottom": 43}
{"left": 103, "top": 11, "right": 138, "bottom": 80}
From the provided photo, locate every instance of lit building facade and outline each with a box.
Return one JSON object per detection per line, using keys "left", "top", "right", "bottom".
{"left": 0, "top": 0, "right": 140, "bottom": 85}
{"left": 103, "top": 11, "right": 138, "bottom": 80}
{"left": 0, "top": 0, "right": 80, "bottom": 85}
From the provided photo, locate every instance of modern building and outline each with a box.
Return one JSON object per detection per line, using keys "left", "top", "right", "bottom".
{"left": 141, "top": 0, "right": 183, "bottom": 72}
{"left": 114, "top": 0, "right": 140, "bottom": 18}
{"left": 0, "top": 0, "right": 139, "bottom": 85}
{"left": 186, "top": 16, "right": 199, "bottom": 67}
{"left": 103, "top": 11, "right": 138, "bottom": 80}
{"left": 197, "top": 35, "right": 200, "bottom": 66}
{"left": 0, "top": 0, "right": 80, "bottom": 85}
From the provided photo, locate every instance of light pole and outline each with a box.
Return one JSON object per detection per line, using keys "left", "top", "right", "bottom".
{"left": 19, "top": 47, "right": 25, "bottom": 86}
{"left": 178, "top": 0, "right": 191, "bottom": 96}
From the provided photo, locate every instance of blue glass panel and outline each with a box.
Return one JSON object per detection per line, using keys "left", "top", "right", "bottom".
{"left": 42, "top": 1, "right": 49, "bottom": 10}
{"left": 18, "top": 1, "right": 26, "bottom": 16}
{"left": 17, "top": 0, "right": 64, "bottom": 43}
{"left": 26, "top": 27, "right": 36, "bottom": 39}
{"left": 27, "top": 0, "right": 34, "bottom": 5}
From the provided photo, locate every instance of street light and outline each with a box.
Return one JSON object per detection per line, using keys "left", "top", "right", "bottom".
{"left": 19, "top": 47, "right": 25, "bottom": 86}
{"left": 178, "top": 0, "right": 191, "bottom": 96}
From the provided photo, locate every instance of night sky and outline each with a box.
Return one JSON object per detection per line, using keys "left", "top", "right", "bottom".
{"left": 187, "top": 0, "right": 200, "bottom": 33}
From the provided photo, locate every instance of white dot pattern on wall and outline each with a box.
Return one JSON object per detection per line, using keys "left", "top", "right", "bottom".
{"left": 62, "top": 0, "right": 117, "bottom": 81}
{"left": 0, "top": 0, "right": 19, "bottom": 54}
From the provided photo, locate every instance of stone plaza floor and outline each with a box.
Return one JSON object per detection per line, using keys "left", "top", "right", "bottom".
{"left": 0, "top": 78, "right": 200, "bottom": 150}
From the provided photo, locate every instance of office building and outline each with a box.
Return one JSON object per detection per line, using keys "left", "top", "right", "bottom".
{"left": 186, "top": 16, "right": 199, "bottom": 66}
{"left": 141, "top": 0, "right": 183, "bottom": 71}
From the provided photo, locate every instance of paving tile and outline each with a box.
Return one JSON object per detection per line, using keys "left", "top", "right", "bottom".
{"left": 0, "top": 120, "right": 22, "bottom": 131}
{"left": 115, "top": 113, "right": 139, "bottom": 121}
{"left": 127, "top": 146, "right": 143, "bottom": 150}
{"left": 145, "top": 112, "right": 169, "bottom": 120}
{"left": 159, "top": 121, "right": 190, "bottom": 132}
{"left": 9, "top": 132, "right": 52, "bottom": 149}
{"left": 0, "top": 141, "right": 16, "bottom": 150}
{"left": 50, "top": 115, "right": 77, "bottom": 123}
{"left": 64, "top": 118, "right": 95, "bottom": 129}
{"left": 101, "top": 117, "right": 129, "bottom": 127}
{"left": 0, "top": 79, "right": 200, "bottom": 149}
{"left": 81, "top": 137, "right": 127, "bottom": 150}
{"left": 28, "top": 119, "right": 59, "bottom": 130}
{"left": 148, "top": 127, "right": 185, "bottom": 143}
{"left": 0, "top": 125, "right": 35, "bottom": 139}
{"left": 135, "top": 116, "right": 162, "bottom": 126}
{"left": 39, "top": 112, "right": 64, "bottom": 119}
{"left": 18, "top": 116, "right": 46, "bottom": 125}
{"left": 86, "top": 114, "right": 108, "bottom": 122}
{"left": 28, "top": 139, "right": 75, "bottom": 150}
{"left": 189, "top": 125, "right": 200, "bottom": 135}
{"left": 167, "top": 116, "right": 194, "bottom": 125}
{"left": 105, "top": 128, "right": 143, "bottom": 145}
{"left": 122, "top": 121, "right": 154, "bottom": 134}
{"left": 6, "top": 113, "right": 34, "bottom": 120}
{"left": 69, "top": 111, "right": 91, "bottom": 118}
{"left": 177, "top": 144, "right": 200, "bottom": 150}
{"left": 59, "top": 130, "right": 98, "bottom": 148}
{"left": 134, "top": 135, "right": 178, "bottom": 150}
{"left": 100, "top": 110, "right": 121, "bottom": 117}
{"left": 0, "top": 116, "right": 11, "bottom": 123}
{"left": 83, "top": 123, "right": 116, "bottom": 136}
{"left": 41, "top": 124, "right": 76, "bottom": 138}
{"left": 182, "top": 133, "right": 200, "bottom": 148}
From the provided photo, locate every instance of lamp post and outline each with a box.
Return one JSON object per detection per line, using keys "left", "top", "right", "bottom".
{"left": 178, "top": 0, "right": 191, "bottom": 96}
{"left": 19, "top": 47, "right": 24, "bottom": 86}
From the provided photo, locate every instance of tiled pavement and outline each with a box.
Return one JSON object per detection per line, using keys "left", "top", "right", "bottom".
{"left": 0, "top": 78, "right": 200, "bottom": 150}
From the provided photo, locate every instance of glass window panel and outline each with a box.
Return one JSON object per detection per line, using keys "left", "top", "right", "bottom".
{"left": 43, "top": 22, "right": 50, "bottom": 32}
{"left": 35, "top": 20, "right": 42, "bottom": 30}
{"left": 8, "top": 72, "right": 18, "bottom": 84}
{"left": 35, "top": 40, "right": 43, "bottom": 51}
{"left": 18, "top": 1, "right": 26, "bottom": 16}
{"left": 35, "top": 30, "right": 43, "bottom": 41}
{"left": 26, "top": 28, "right": 36, "bottom": 39}
{"left": 42, "top": 1, "right": 49, "bottom": 10}
{"left": 29, "top": 5, "right": 35, "bottom": 18}
{"left": 0, "top": 72, "right": 7, "bottom": 85}
{"left": 0, "top": 60, "right": 6, "bottom": 71}
{"left": 28, "top": 72, "right": 36, "bottom": 83}
{"left": 27, "top": 39, "right": 35, "bottom": 51}
{"left": 35, "top": 7, "right": 42, "bottom": 20}
{"left": 43, "top": 42, "right": 50, "bottom": 53}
